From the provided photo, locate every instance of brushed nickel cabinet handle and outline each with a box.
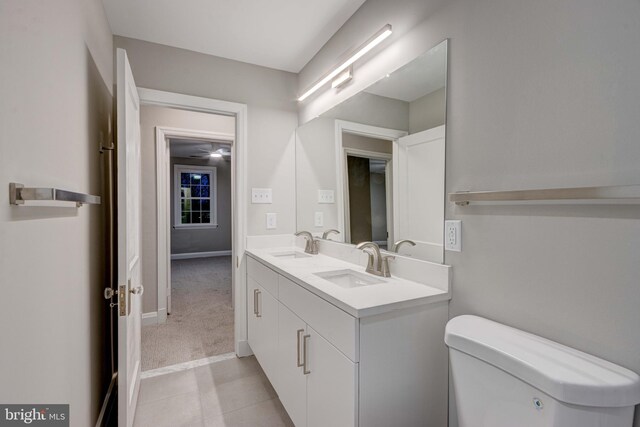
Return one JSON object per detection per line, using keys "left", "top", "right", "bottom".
{"left": 253, "top": 289, "right": 258, "bottom": 316}
{"left": 303, "top": 334, "right": 311, "bottom": 375}
{"left": 296, "top": 329, "right": 304, "bottom": 367}
{"left": 256, "top": 290, "right": 262, "bottom": 318}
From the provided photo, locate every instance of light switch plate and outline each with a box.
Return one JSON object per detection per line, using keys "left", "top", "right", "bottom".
{"left": 445, "top": 220, "right": 462, "bottom": 251}
{"left": 266, "top": 213, "right": 277, "bottom": 230}
{"left": 252, "top": 188, "right": 272, "bottom": 204}
{"left": 318, "top": 190, "right": 335, "bottom": 204}
{"left": 314, "top": 212, "right": 324, "bottom": 227}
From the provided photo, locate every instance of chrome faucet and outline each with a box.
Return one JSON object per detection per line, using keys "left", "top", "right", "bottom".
{"left": 391, "top": 239, "right": 416, "bottom": 253}
{"left": 322, "top": 229, "right": 340, "bottom": 240}
{"left": 295, "top": 231, "right": 319, "bottom": 255}
{"left": 356, "top": 241, "right": 394, "bottom": 277}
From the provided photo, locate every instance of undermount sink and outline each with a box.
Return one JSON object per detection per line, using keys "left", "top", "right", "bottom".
{"left": 271, "top": 251, "right": 312, "bottom": 259}
{"left": 314, "top": 269, "right": 385, "bottom": 288}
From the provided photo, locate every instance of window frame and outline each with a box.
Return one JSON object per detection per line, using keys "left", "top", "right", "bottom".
{"left": 173, "top": 164, "right": 218, "bottom": 229}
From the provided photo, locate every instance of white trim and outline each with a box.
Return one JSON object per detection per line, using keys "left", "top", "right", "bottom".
{"left": 173, "top": 164, "right": 218, "bottom": 228}
{"left": 236, "top": 340, "right": 251, "bottom": 358}
{"left": 343, "top": 147, "right": 392, "bottom": 161}
{"left": 171, "top": 250, "right": 232, "bottom": 260}
{"left": 335, "top": 120, "right": 407, "bottom": 245}
{"left": 142, "top": 312, "right": 158, "bottom": 326}
{"left": 140, "top": 352, "right": 237, "bottom": 379}
{"left": 139, "top": 88, "right": 248, "bottom": 357}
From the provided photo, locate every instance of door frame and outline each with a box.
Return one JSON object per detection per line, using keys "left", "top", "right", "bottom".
{"left": 155, "top": 126, "right": 235, "bottom": 322}
{"left": 334, "top": 120, "right": 407, "bottom": 245}
{"left": 139, "top": 88, "right": 251, "bottom": 357}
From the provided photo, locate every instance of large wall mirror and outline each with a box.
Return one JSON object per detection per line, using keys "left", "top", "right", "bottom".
{"left": 295, "top": 40, "right": 448, "bottom": 263}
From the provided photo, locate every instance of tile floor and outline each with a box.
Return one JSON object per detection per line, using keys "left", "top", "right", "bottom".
{"left": 133, "top": 356, "right": 294, "bottom": 427}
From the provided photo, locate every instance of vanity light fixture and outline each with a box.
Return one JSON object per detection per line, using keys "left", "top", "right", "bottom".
{"left": 297, "top": 24, "right": 392, "bottom": 102}
{"left": 210, "top": 153, "right": 222, "bottom": 158}
{"left": 331, "top": 67, "right": 352, "bottom": 89}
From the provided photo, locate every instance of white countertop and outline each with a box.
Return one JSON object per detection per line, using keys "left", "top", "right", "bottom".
{"left": 246, "top": 246, "right": 450, "bottom": 318}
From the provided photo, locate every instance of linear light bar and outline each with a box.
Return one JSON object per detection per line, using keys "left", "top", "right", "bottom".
{"left": 331, "top": 67, "right": 352, "bottom": 88}
{"left": 297, "top": 24, "right": 392, "bottom": 102}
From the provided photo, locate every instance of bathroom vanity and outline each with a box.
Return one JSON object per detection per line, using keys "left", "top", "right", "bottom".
{"left": 246, "top": 38, "right": 453, "bottom": 427}
{"left": 245, "top": 243, "right": 451, "bottom": 427}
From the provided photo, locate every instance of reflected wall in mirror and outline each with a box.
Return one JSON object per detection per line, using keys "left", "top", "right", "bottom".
{"left": 296, "top": 40, "right": 447, "bottom": 263}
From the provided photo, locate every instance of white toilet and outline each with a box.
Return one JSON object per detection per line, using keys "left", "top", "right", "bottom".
{"left": 445, "top": 315, "right": 640, "bottom": 427}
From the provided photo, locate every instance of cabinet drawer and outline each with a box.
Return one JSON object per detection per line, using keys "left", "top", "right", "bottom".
{"left": 279, "top": 275, "right": 359, "bottom": 362}
{"left": 247, "top": 256, "right": 278, "bottom": 297}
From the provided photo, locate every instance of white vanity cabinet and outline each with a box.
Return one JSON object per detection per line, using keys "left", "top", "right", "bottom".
{"left": 277, "top": 294, "right": 358, "bottom": 427}
{"left": 246, "top": 254, "right": 449, "bottom": 427}
{"left": 246, "top": 260, "right": 279, "bottom": 385}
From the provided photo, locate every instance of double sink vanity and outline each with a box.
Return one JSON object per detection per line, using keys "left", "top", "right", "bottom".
{"left": 245, "top": 39, "right": 452, "bottom": 426}
{"left": 245, "top": 236, "right": 451, "bottom": 427}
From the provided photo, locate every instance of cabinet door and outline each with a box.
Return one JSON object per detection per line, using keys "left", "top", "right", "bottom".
{"left": 247, "top": 278, "right": 278, "bottom": 383}
{"left": 277, "top": 303, "right": 307, "bottom": 427}
{"left": 306, "top": 326, "right": 358, "bottom": 427}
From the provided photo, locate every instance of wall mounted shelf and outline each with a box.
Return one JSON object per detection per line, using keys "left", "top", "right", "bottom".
{"left": 449, "top": 184, "right": 640, "bottom": 206}
{"left": 9, "top": 182, "right": 101, "bottom": 207}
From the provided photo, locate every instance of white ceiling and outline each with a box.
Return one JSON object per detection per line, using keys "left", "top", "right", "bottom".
{"left": 102, "top": 0, "right": 366, "bottom": 72}
{"left": 364, "top": 41, "right": 447, "bottom": 102}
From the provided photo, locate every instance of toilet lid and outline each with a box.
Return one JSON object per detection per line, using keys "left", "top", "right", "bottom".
{"left": 445, "top": 315, "right": 640, "bottom": 407}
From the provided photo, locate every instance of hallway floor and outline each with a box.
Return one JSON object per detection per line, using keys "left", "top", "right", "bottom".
{"left": 141, "top": 256, "right": 234, "bottom": 371}
{"left": 134, "top": 356, "right": 293, "bottom": 427}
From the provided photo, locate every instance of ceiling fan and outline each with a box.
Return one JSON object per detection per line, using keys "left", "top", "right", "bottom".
{"left": 189, "top": 145, "right": 232, "bottom": 160}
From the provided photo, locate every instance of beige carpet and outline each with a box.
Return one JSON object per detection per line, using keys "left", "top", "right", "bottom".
{"left": 141, "top": 256, "right": 234, "bottom": 371}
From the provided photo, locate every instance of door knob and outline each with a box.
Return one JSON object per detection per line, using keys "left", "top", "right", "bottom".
{"left": 130, "top": 285, "right": 144, "bottom": 295}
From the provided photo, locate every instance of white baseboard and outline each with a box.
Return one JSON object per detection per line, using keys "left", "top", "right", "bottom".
{"left": 157, "top": 307, "right": 167, "bottom": 324}
{"left": 236, "top": 340, "right": 253, "bottom": 358}
{"left": 171, "top": 250, "right": 232, "bottom": 260}
{"left": 142, "top": 311, "right": 158, "bottom": 326}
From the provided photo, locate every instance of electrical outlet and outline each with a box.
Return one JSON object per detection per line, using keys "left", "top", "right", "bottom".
{"left": 314, "top": 212, "right": 324, "bottom": 227}
{"left": 266, "top": 213, "right": 277, "bottom": 230}
{"left": 252, "top": 188, "right": 272, "bottom": 204}
{"left": 445, "top": 220, "right": 462, "bottom": 251}
{"left": 318, "top": 190, "right": 335, "bottom": 204}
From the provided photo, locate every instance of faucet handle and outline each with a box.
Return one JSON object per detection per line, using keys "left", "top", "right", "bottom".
{"left": 381, "top": 255, "right": 395, "bottom": 277}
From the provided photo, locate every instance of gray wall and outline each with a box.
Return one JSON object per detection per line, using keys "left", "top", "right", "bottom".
{"left": 342, "top": 133, "right": 392, "bottom": 154}
{"left": 115, "top": 36, "right": 299, "bottom": 239}
{"left": 0, "top": 0, "right": 114, "bottom": 425}
{"left": 170, "top": 156, "right": 232, "bottom": 254}
{"left": 301, "top": 0, "right": 640, "bottom": 424}
{"left": 139, "top": 105, "right": 235, "bottom": 313}
{"left": 409, "top": 87, "right": 446, "bottom": 133}
{"left": 326, "top": 92, "right": 409, "bottom": 131}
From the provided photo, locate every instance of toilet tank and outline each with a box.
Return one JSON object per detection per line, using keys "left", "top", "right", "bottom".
{"left": 445, "top": 315, "right": 640, "bottom": 427}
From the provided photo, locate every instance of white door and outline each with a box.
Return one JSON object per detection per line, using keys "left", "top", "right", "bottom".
{"left": 393, "top": 125, "right": 446, "bottom": 263}
{"left": 277, "top": 304, "right": 308, "bottom": 427}
{"left": 246, "top": 279, "right": 278, "bottom": 383}
{"left": 116, "top": 48, "right": 143, "bottom": 427}
{"left": 306, "top": 326, "right": 358, "bottom": 427}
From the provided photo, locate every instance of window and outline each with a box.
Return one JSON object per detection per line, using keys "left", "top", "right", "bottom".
{"left": 174, "top": 165, "right": 217, "bottom": 228}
